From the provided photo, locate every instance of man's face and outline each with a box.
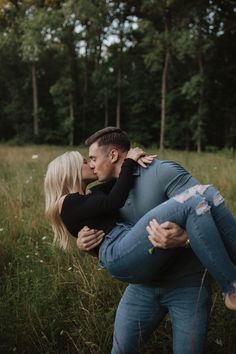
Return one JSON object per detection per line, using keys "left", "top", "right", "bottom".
{"left": 88, "top": 142, "right": 116, "bottom": 182}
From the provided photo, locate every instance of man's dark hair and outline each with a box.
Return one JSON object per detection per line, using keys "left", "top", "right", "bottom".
{"left": 85, "top": 127, "right": 130, "bottom": 152}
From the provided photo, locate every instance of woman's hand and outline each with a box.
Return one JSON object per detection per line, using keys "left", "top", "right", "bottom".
{"left": 137, "top": 154, "right": 157, "bottom": 168}
{"left": 126, "top": 147, "right": 157, "bottom": 167}
{"left": 126, "top": 147, "right": 146, "bottom": 161}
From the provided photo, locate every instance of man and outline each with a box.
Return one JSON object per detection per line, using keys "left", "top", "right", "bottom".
{"left": 77, "top": 127, "right": 212, "bottom": 354}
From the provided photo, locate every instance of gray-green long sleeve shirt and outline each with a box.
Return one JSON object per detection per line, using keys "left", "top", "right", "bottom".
{"left": 119, "top": 159, "right": 212, "bottom": 287}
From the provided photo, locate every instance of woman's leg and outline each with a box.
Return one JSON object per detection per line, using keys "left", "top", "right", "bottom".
{"left": 184, "top": 198, "right": 236, "bottom": 294}
{"left": 101, "top": 191, "right": 236, "bottom": 295}
{"left": 172, "top": 185, "right": 236, "bottom": 294}
{"left": 199, "top": 185, "right": 236, "bottom": 264}
{"left": 100, "top": 215, "right": 181, "bottom": 283}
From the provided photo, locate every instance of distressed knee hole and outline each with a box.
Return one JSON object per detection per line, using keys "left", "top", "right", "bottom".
{"left": 213, "top": 192, "right": 224, "bottom": 207}
{"left": 196, "top": 200, "right": 211, "bottom": 215}
{"left": 197, "top": 184, "right": 211, "bottom": 195}
{"left": 174, "top": 186, "right": 198, "bottom": 203}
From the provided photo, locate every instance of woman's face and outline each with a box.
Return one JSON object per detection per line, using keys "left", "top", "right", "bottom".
{"left": 81, "top": 158, "right": 97, "bottom": 184}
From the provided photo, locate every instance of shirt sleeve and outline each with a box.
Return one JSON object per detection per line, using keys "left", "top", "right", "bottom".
{"left": 61, "top": 158, "right": 137, "bottom": 220}
{"left": 90, "top": 179, "right": 116, "bottom": 195}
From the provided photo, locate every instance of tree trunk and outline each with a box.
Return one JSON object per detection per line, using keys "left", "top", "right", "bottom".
{"left": 196, "top": 28, "right": 204, "bottom": 153}
{"left": 116, "top": 65, "right": 121, "bottom": 129}
{"left": 197, "top": 97, "right": 203, "bottom": 153}
{"left": 83, "top": 44, "right": 88, "bottom": 133}
{"left": 160, "top": 9, "right": 171, "bottom": 151}
{"left": 69, "top": 98, "right": 74, "bottom": 146}
{"left": 83, "top": 21, "right": 90, "bottom": 133}
{"left": 66, "top": 25, "right": 80, "bottom": 145}
{"left": 104, "top": 93, "right": 109, "bottom": 127}
{"left": 160, "top": 48, "right": 170, "bottom": 151}
{"left": 116, "top": 19, "right": 124, "bottom": 129}
{"left": 31, "top": 63, "right": 39, "bottom": 138}
{"left": 96, "top": 31, "right": 103, "bottom": 67}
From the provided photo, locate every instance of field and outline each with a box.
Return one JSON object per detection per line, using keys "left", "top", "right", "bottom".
{"left": 0, "top": 145, "right": 236, "bottom": 354}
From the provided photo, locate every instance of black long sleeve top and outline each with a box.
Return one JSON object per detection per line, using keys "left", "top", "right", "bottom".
{"left": 60, "top": 158, "right": 137, "bottom": 239}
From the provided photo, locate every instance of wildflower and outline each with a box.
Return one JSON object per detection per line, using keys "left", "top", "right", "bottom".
{"left": 26, "top": 255, "right": 30, "bottom": 258}
{"left": 32, "top": 154, "right": 38, "bottom": 159}
{"left": 215, "top": 338, "right": 223, "bottom": 346}
{"left": 0, "top": 228, "right": 4, "bottom": 232}
{"left": 39, "top": 259, "right": 44, "bottom": 263}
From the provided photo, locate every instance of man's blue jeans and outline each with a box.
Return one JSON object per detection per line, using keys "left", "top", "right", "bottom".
{"left": 111, "top": 284, "right": 212, "bottom": 354}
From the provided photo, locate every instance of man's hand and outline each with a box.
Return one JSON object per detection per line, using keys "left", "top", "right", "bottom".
{"left": 77, "top": 226, "right": 105, "bottom": 251}
{"left": 146, "top": 219, "right": 188, "bottom": 249}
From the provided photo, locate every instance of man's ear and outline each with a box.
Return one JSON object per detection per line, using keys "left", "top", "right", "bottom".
{"left": 109, "top": 149, "right": 119, "bottom": 163}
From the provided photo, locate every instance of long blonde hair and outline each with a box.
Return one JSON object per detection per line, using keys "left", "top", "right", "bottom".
{"left": 44, "top": 151, "right": 84, "bottom": 250}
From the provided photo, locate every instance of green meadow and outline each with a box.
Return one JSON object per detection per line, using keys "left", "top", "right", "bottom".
{"left": 0, "top": 145, "right": 236, "bottom": 354}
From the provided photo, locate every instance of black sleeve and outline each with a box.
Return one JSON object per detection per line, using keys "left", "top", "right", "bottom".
{"left": 61, "top": 158, "right": 137, "bottom": 220}
{"left": 90, "top": 179, "right": 116, "bottom": 195}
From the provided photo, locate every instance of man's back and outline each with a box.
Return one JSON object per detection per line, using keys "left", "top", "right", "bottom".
{"left": 119, "top": 159, "right": 212, "bottom": 287}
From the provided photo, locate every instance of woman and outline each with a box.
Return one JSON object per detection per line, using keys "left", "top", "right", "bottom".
{"left": 44, "top": 149, "right": 236, "bottom": 311}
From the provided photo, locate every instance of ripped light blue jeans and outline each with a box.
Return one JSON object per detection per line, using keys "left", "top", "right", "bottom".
{"left": 99, "top": 185, "right": 236, "bottom": 294}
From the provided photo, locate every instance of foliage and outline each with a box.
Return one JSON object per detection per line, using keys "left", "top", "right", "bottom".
{"left": 0, "top": 0, "right": 235, "bottom": 150}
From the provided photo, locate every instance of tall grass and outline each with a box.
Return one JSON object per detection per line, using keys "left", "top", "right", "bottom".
{"left": 0, "top": 145, "right": 236, "bottom": 354}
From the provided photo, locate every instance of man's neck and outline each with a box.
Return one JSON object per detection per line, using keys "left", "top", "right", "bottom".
{"left": 113, "top": 153, "right": 127, "bottom": 178}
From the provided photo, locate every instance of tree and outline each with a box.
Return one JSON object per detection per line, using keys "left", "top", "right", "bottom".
{"left": 20, "top": 7, "right": 49, "bottom": 138}
{"left": 107, "top": 0, "right": 139, "bottom": 128}
{"left": 140, "top": 0, "right": 180, "bottom": 150}
{"left": 0, "top": 0, "right": 236, "bottom": 149}
{"left": 175, "top": 1, "right": 214, "bottom": 152}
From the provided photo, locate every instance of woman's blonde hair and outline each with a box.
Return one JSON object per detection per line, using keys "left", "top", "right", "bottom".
{"left": 44, "top": 151, "right": 84, "bottom": 250}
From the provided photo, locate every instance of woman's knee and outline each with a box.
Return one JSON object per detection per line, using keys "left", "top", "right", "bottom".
{"left": 174, "top": 189, "right": 210, "bottom": 216}
{"left": 202, "top": 185, "right": 225, "bottom": 208}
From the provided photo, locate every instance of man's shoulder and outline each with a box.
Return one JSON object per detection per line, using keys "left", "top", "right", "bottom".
{"left": 138, "top": 159, "right": 182, "bottom": 175}
{"left": 148, "top": 159, "right": 187, "bottom": 173}
{"left": 135, "top": 159, "right": 189, "bottom": 190}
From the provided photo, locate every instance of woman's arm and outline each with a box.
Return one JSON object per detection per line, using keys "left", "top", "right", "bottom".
{"left": 62, "top": 148, "right": 154, "bottom": 220}
{"left": 95, "top": 147, "right": 156, "bottom": 209}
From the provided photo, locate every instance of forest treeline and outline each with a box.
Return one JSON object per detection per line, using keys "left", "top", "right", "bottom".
{"left": 0, "top": 0, "right": 235, "bottom": 150}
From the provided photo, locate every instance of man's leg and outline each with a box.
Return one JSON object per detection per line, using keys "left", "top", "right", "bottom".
{"left": 165, "top": 286, "right": 212, "bottom": 354}
{"left": 111, "top": 284, "right": 168, "bottom": 354}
